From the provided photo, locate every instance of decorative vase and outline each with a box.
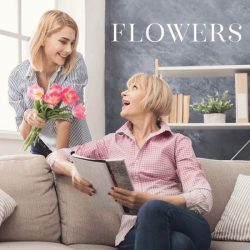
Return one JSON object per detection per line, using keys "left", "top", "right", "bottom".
{"left": 203, "top": 113, "right": 226, "bottom": 123}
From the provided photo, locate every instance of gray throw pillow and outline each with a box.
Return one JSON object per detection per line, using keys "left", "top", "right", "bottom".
{"left": 0, "top": 189, "right": 17, "bottom": 226}
{"left": 212, "top": 174, "right": 250, "bottom": 241}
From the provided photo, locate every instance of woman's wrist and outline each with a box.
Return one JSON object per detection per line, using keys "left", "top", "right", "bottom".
{"left": 46, "top": 152, "right": 56, "bottom": 167}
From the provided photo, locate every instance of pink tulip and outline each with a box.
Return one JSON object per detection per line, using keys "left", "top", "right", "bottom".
{"left": 61, "top": 86, "right": 79, "bottom": 105}
{"left": 72, "top": 103, "right": 86, "bottom": 119}
{"left": 43, "top": 92, "right": 62, "bottom": 106}
{"left": 49, "top": 84, "right": 62, "bottom": 94}
{"left": 27, "top": 84, "right": 44, "bottom": 101}
{"left": 43, "top": 84, "right": 62, "bottom": 106}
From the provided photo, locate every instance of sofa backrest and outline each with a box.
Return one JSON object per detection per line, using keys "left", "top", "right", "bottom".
{"left": 2, "top": 154, "right": 248, "bottom": 243}
{"left": 55, "top": 175, "right": 121, "bottom": 246}
{"left": 0, "top": 154, "right": 61, "bottom": 242}
{"left": 198, "top": 158, "right": 250, "bottom": 231}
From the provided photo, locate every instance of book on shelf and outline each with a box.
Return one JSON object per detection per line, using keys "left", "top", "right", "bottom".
{"left": 72, "top": 154, "right": 136, "bottom": 215}
{"left": 183, "top": 95, "right": 190, "bottom": 123}
{"left": 177, "top": 93, "right": 183, "bottom": 123}
{"left": 169, "top": 94, "right": 177, "bottom": 123}
{"left": 235, "top": 73, "right": 249, "bottom": 123}
{"left": 167, "top": 93, "right": 190, "bottom": 124}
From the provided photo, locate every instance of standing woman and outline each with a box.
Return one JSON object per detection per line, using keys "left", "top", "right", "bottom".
{"left": 8, "top": 10, "right": 91, "bottom": 157}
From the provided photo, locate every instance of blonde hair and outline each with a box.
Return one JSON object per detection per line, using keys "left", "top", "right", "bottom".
{"left": 30, "top": 10, "right": 79, "bottom": 75}
{"left": 127, "top": 73, "right": 173, "bottom": 119}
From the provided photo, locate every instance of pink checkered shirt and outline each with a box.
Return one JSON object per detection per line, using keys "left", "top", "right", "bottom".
{"left": 47, "top": 122, "right": 213, "bottom": 246}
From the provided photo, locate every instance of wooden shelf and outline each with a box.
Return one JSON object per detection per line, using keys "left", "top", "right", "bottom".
{"left": 155, "top": 60, "right": 250, "bottom": 129}
{"left": 157, "top": 65, "right": 250, "bottom": 78}
{"left": 168, "top": 123, "right": 250, "bottom": 130}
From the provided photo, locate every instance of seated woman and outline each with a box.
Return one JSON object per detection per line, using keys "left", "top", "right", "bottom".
{"left": 47, "top": 73, "right": 213, "bottom": 250}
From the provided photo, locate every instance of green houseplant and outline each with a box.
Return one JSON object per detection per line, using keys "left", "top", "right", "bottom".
{"left": 191, "top": 91, "right": 233, "bottom": 123}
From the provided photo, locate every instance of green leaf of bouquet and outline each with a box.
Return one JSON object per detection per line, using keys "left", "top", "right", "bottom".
{"left": 34, "top": 100, "right": 41, "bottom": 111}
{"left": 58, "top": 106, "right": 69, "bottom": 112}
{"left": 38, "top": 112, "right": 46, "bottom": 120}
{"left": 48, "top": 113, "right": 71, "bottom": 121}
{"left": 23, "top": 127, "right": 42, "bottom": 151}
{"left": 47, "top": 110, "right": 64, "bottom": 118}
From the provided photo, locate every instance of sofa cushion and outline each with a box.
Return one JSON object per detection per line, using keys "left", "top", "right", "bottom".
{"left": 210, "top": 240, "right": 250, "bottom": 250}
{"left": 0, "top": 188, "right": 16, "bottom": 226}
{"left": 198, "top": 158, "right": 250, "bottom": 231}
{"left": 69, "top": 244, "right": 117, "bottom": 250}
{"left": 0, "top": 242, "right": 73, "bottom": 250}
{"left": 0, "top": 154, "right": 61, "bottom": 242}
{"left": 212, "top": 174, "right": 250, "bottom": 241}
{"left": 55, "top": 175, "right": 121, "bottom": 246}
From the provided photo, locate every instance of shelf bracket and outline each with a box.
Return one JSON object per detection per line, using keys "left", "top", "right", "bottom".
{"left": 155, "top": 59, "right": 160, "bottom": 77}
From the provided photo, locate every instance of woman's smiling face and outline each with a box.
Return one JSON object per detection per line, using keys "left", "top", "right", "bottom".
{"left": 120, "top": 81, "right": 147, "bottom": 120}
{"left": 43, "top": 26, "right": 76, "bottom": 68}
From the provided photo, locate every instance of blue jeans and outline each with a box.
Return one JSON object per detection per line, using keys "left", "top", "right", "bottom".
{"left": 118, "top": 200, "right": 211, "bottom": 250}
{"left": 30, "top": 138, "right": 52, "bottom": 158}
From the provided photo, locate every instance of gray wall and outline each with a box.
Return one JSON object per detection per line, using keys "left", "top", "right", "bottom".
{"left": 105, "top": 0, "right": 250, "bottom": 160}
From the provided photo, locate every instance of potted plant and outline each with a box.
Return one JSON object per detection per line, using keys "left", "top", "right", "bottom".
{"left": 191, "top": 91, "right": 233, "bottom": 123}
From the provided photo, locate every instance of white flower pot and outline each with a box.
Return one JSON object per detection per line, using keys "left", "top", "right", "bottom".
{"left": 203, "top": 113, "right": 226, "bottom": 123}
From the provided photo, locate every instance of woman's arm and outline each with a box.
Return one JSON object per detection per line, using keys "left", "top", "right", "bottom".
{"left": 47, "top": 149, "right": 95, "bottom": 195}
{"left": 19, "top": 109, "right": 46, "bottom": 139}
{"left": 175, "top": 135, "right": 213, "bottom": 214}
{"left": 110, "top": 188, "right": 186, "bottom": 210}
{"left": 54, "top": 156, "right": 96, "bottom": 195}
{"left": 56, "top": 120, "right": 71, "bottom": 149}
{"left": 8, "top": 68, "right": 46, "bottom": 139}
{"left": 47, "top": 136, "right": 111, "bottom": 194}
{"left": 19, "top": 116, "right": 32, "bottom": 140}
{"left": 111, "top": 135, "right": 212, "bottom": 213}
{"left": 48, "top": 149, "right": 74, "bottom": 177}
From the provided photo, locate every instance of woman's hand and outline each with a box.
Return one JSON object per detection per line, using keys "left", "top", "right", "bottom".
{"left": 56, "top": 120, "right": 71, "bottom": 149}
{"left": 71, "top": 167, "right": 96, "bottom": 195}
{"left": 109, "top": 187, "right": 152, "bottom": 209}
{"left": 48, "top": 153, "right": 96, "bottom": 196}
{"left": 24, "top": 108, "right": 46, "bottom": 128}
{"left": 109, "top": 187, "right": 186, "bottom": 209}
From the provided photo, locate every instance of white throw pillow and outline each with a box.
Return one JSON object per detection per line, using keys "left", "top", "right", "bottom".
{"left": 212, "top": 174, "right": 250, "bottom": 241}
{"left": 0, "top": 189, "right": 17, "bottom": 226}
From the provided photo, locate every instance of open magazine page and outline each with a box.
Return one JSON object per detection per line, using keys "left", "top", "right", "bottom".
{"left": 72, "top": 154, "right": 135, "bottom": 215}
{"left": 106, "top": 160, "right": 134, "bottom": 191}
{"left": 106, "top": 159, "right": 136, "bottom": 215}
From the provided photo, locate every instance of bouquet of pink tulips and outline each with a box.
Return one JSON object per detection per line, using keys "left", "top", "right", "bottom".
{"left": 23, "top": 84, "right": 86, "bottom": 151}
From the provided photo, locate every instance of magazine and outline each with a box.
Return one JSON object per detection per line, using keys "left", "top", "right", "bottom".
{"left": 72, "top": 154, "right": 136, "bottom": 215}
